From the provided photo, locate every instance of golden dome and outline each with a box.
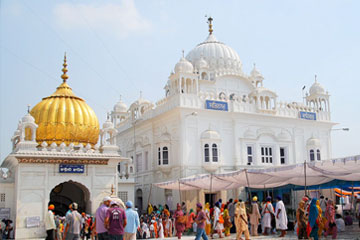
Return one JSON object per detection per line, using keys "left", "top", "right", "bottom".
{"left": 30, "top": 55, "right": 100, "bottom": 146}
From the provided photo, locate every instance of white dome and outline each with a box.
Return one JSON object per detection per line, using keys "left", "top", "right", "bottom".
{"left": 250, "top": 65, "right": 263, "bottom": 79}
{"left": 186, "top": 34, "right": 243, "bottom": 76}
{"left": 22, "top": 113, "right": 35, "bottom": 123}
{"left": 114, "top": 100, "right": 127, "bottom": 113}
{"left": 102, "top": 119, "right": 114, "bottom": 129}
{"left": 309, "top": 81, "right": 325, "bottom": 95}
{"left": 174, "top": 57, "right": 194, "bottom": 74}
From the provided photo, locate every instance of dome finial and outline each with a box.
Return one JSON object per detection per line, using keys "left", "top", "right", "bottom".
{"left": 61, "top": 52, "right": 69, "bottom": 83}
{"left": 314, "top": 74, "right": 317, "bottom": 83}
{"left": 206, "top": 16, "right": 213, "bottom": 35}
{"left": 182, "top": 50, "right": 185, "bottom": 58}
{"left": 27, "top": 104, "right": 31, "bottom": 113}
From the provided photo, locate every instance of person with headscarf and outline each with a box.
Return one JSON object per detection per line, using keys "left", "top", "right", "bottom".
{"left": 324, "top": 199, "right": 337, "bottom": 239}
{"left": 204, "top": 203, "right": 211, "bottom": 235}
{"left": 174, "top": 203, "right": 185, "bottom": 239}
{"left": 186, "top": 209, "right": 195, "bottom": 231}
{"left": 164, "top": 212, "right": 172, "bottom": 237}
{"left": 45, "top": 204, "right": 56, "bottom": 240}
{"left": 308, "top": 198, "right": 319, "bottom": 240}
{"left": 275, "top": 195, "right": 288, "bottom": 237}
{"left": 261, "top": 196, "right": 274, "bottom": 235}
{"left": 212, "top": 202, "right": 223, "bottom": 238}
{"left": 148, "top": 204, "right": 153, "bottom": 215}
{"left": 249, "top": 196, "right": 261, "bottom": 236}
{"left": 234, "top": 202, "right": 250, "bottom": 240}
{"left": 296, "top": 201, "right": 308, "bottom": 239}
{"left": 316, "top": 199, "right": 324, "bottom": 237}
{"left": 223, "top": 204, "right": 232, "bottom": 236}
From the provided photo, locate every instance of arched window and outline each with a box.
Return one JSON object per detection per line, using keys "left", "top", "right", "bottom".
{"left": 316, "top": 149, "right": 321, "bottom": 161}
{"left": 212, "top": 144, "right": 218, "bottom": 162}
{"left": 204, "top": 144, "right": 210, "bottom": 162}
{"left": 25, "top": 127, "right": 33, "bottom": 141}
{"left": 229, "top": 93, "right": 236, "bottom": 101}
{"left": 158, "top": 147, "right": 161, "bottom": 165}
{"left": 162, "top": 147, "right": 169, "bottom": 165}
{"left": 201, "top": 72, "right": 208, "bottom": 80}
{"left": 117, "top": 163, "right": 121, "bottom": 173}
{"left": 310, "top": 149, "right": 315, "bottom": 161}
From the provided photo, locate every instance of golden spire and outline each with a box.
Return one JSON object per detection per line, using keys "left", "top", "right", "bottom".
{"left": 61, "top": 53, "right": 69, "bottom": 82}
{"left": 207, "top": 16, "right": 213, "bottom": 35}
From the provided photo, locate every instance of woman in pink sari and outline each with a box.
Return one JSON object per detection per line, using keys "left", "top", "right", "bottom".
{"left": 174, "top": 203, "right": 186, "bottom": 239}
{"left": 324, "top": 199, "right": 337, "bottom": 239}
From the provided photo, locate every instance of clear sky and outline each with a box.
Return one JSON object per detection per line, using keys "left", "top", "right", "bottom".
{"left": 1, "top": 0, "right": 359, "bottom": 162}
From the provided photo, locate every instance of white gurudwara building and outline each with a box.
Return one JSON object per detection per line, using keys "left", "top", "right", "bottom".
{"left": 112, "top": 18, "right": 335, "bottom": 212}
{"left": 0, "top": 56, "right": 135, "bottom": 239}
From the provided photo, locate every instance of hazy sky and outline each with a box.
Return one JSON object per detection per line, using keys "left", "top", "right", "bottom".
{"left": 1, "top": 0, "right": 359, "bottom": 162}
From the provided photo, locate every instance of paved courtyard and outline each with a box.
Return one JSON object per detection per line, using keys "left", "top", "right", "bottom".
{"left": 150, "top": 223, "right": 360, "bottom": 240}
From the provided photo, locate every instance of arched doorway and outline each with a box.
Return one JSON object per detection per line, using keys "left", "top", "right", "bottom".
{"left": 49, "top": 181, "right": 90, "bottom": 216}
{"left": 136, "top": 189, "right": 143, "bottom": 213}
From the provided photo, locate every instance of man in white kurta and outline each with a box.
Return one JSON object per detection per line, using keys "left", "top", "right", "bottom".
{"left": 275, "top": 196, "right": 288, "bottom": 237}
{"left": 261, "top": 197, "right": 274, "bottom": 235}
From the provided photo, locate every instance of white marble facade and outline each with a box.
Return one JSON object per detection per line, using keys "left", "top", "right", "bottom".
{"left": 112, "top": 26, "right": 335, "bottom": 212}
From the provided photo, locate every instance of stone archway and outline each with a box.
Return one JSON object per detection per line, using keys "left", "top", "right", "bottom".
{"left": 49, "top": 181, "right": 90, "bottom": 216}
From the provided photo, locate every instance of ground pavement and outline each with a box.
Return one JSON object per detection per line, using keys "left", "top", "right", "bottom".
{"left": 154, "top": 224, "right": 360, "bottom": 240}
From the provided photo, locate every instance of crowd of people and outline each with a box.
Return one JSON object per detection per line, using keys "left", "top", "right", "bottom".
{"left": 2, "top": 194, "right": 359, "bottom": 240}
{"left": 44, "top": 196, "right": 140, "bottom": 240}
{"left": 134, "top": 195, "right": 360, "bottom": 240}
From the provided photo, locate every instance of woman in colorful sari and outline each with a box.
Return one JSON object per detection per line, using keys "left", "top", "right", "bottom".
{"left": 316, "top": 200, "right": 324, "bottom": 237}
{"left": 204, "top": 203, "right": 211, "bottom": 235}
{"left": 308, "top": 198, "right": 319, "bottom": 240}
{"left": 174, "top": 203, "right": 186, "bottom": 239}
{"left": 212, "top": 202, "right": 223, "bottom": 238}
{"left": 223, "top": 204, "right": 232, "bottom": 236}
{"left": 235, "top": 202, "right": 250, "bottom": 240}
{"left": 324, "top": 199, "right": 337, "bottom": 239}
{"left": 296, "top": 201, "right": 308, "bottom": 239}
{"left": 187, "top": 209, "right": 195, "bottom": 231}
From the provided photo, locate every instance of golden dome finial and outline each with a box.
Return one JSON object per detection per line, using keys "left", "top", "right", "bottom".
{"left": 61, "top": 52, "right": 69, "bottom": 83}
{"left": 206, "top": 16, "right": 213, "bottom": 35}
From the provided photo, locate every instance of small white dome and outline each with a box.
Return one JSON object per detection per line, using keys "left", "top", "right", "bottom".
{"left": 307, "top": 137, "right": 321, "bottom": 146}
{"left": 250, "top": 65, "right": 263, "bottom": 79}
{"left": 309, "top": 81, "right": 325, "bottom": 95}
{"left": 22, "top": 113, "right": 35, "bottom": 123}
{"left": 103, "top": 119, "right": 114, "bottom": 129}
{"left": 114, "top": 100, "right": 127, "bottom": 113}
{"left": 174, "top": 57, "right": 194, "bottom": 74}
{"left": 195, "top": 57, "right": 209, "bottom": 69}
{"left": 201, "top": 129, "right": 221, "bottom": 140}
{"left": 186, "top": 34, "right": 243, "bottom": 76}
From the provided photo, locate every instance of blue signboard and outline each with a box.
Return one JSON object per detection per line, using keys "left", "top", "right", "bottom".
{"left": 205, "top": 100, "right": 228, "bottom": 111}
{"left": 299, "top": 111, "right": 317, "bottom": 121}
{"left": 59, "top": 164, "right": 85, "bottom": 173}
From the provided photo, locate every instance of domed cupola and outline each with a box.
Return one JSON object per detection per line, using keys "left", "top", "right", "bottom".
{"left": 306, "top": 75, "right": 330, "bottom": 112}
{"left": 250, "top": 63, "right": 264, "bottom": 87}
{"left": 113, "top": 96, "right": 128, "bottom": 113}
{"left": 309, "top": 80, "right": 325, "bottom": 95}
{"left": 174, "top": 55, "right": 194, "bottom": 74}
{"left": 186, "top": 17, "right": 243, "bottom": 77}
{"left": 30, "top": 54, "right": 100, "bottom": 146}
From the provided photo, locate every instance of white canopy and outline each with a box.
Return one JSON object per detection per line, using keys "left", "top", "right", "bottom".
{"left": 154, "top": 155, "right": 360, "bottom": 191}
